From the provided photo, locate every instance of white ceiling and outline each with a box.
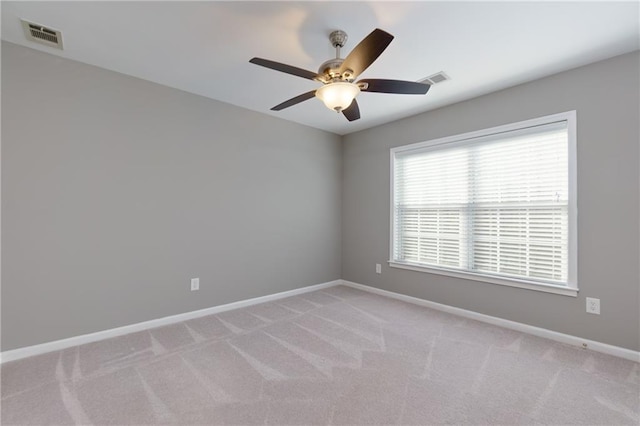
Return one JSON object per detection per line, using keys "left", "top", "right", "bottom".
{"left": 2, "top": 1, "right": 639, "bottom": 135}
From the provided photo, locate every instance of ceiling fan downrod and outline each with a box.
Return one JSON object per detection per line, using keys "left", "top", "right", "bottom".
{"left": 319, "top": 30, "right": 350, "bottom": 81}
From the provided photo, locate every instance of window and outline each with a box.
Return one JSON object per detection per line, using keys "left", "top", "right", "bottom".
{"left": 390, "top": 112, "right": 577, "bottom": 296}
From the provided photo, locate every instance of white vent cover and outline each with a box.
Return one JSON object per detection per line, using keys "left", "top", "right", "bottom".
{"left": 21, "top": 19, "right": 63, "bottom": 49}
{"left": 419, "top": 71, "right": 450, "bottom": 85}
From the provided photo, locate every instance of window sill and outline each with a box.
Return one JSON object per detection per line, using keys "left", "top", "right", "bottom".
{"left": 387, "top": 261, "right": 578, "bottom": 297}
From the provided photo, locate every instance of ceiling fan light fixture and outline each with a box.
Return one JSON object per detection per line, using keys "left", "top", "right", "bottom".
{"left": 316, "top": 82, "right": 360, "bottom": 112}
{"left": 251, "top": 28, "right": 427, "bottom": 121}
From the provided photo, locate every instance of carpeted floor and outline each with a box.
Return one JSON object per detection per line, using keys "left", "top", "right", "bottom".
{"left": 1, "top": 285, "right": 638, "bottom": 425}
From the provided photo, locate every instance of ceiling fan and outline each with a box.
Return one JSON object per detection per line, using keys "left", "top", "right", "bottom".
{"left": 249, "top": 28, "right": 430, "bottom": 122}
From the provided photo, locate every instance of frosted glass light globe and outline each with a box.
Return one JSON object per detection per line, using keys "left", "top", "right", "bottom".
{"left": 316, "top": 82, "right": 360, "bottom": 112}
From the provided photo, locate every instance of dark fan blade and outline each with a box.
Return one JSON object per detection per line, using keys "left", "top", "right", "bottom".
{"left": 271, "top": 90, "right": 317, "bottom": 111}
{"left": 250, "top": 58, "right": 320, "bottom": 81}
{"left": 342, "top": 99, "right": 361, "bottom": 121}
{"left": 359, "top": 79, "right": 430, "bottom": 94}
{"left": 338, "top": 29, "right": 394, "bottom": 78}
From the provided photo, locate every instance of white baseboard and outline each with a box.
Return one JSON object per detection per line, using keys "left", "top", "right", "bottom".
{"left": 0, "top": 280, "right": 341, "bottom": 364}
{"left": 4, "top": 279, "right": 637, "bottom": 364}
{"left": 341, "top": 280, "right": 640, "bottom": 363}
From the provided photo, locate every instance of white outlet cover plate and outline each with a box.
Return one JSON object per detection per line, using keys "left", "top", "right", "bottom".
{"left": 586, "top": 297, "right": 600, "bottom": 314}
{"left": 191, "top": 278, "right": 200, "bottom": 291}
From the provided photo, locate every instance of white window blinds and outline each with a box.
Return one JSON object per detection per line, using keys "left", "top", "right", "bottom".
{"left": 392, "top": 120, "right": 571, "bottom": 286}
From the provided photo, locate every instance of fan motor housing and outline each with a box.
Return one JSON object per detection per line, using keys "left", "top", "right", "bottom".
{"left": 318, "top": 58, "right": 343, "bottom": 78}
{"left": 318, "top": 59, "right": 355, "bottom": 82}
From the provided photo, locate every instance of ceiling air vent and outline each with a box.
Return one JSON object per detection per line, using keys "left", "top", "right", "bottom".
{"left": 21, "top": 19, "right": 63, "bottom": 49}
{"left": 419, "top": 71, "right": 450, "bottom": 85}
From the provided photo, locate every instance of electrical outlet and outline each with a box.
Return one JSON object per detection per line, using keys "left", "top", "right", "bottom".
{"left": 586, "top": 297, "right": 600, "bottom": 315}
{"left": 191, "top": 278, "right": 200, "bottom": 291}
{"left": 375, "top": 263, "right": 382, "bottom": 274}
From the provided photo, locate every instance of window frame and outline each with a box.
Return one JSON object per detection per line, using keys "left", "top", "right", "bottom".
{"left": 389, "top": 111, "right": 578, "bottom": 297}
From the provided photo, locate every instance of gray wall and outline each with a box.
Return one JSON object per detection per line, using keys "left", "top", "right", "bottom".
{"left": 3, "top": 41, "right": 639, "bottom": 353}
{"left": 342, "top": 51, "right": 640, "bottom": 351}
{"left": 1, "top": 42, "right": 342, "bottom": 351}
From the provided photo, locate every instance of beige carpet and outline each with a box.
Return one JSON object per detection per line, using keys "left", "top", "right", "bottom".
{"left": 1, "top": 285, "right": 638, "bottom": 425}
